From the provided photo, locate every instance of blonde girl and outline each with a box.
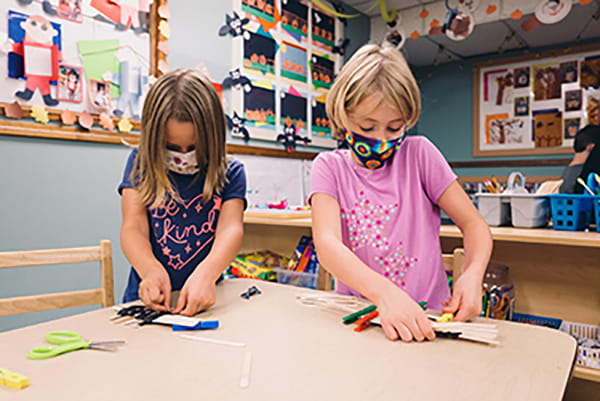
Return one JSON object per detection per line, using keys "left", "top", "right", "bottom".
{"left": 310, "top": 44, "right": 492, "bottom": 341}
{"left": 119, "top": 69, "right": 247, "bottom": 316}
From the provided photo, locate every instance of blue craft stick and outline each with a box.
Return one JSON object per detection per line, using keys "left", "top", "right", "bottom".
{"left": 171, "top": 321, "right": 219, "bottom": 331}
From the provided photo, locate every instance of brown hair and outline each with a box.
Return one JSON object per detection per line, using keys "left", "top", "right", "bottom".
{"left": 326, "top": 43, "right": 421, "bottom": 138}
{"left": 131, "top": 68, "right": 227, "bottom": 208}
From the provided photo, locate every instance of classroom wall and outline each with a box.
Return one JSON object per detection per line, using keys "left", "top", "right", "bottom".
{"left": 413, "top": 39, "right": 600, "bottom": 178}
{"left": 0, "top": 1, "right": 370, "bottom": 332}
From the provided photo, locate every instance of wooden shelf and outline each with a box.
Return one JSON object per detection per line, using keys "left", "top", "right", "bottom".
{"left": 244, "top": 214, "right": 600, "bottom": 248}
{"left": 574, "top": 366, "right": 600, "bottom": 383}
{"left": 439, "top": 225, "right": 600, "bottom": 248}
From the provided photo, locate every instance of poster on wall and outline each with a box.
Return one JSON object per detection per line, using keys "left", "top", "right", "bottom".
{"left": 243, "top": 82, "right": 276, "bottom": 140}
{"left": 243, "top": 31, "right": 276, "bottom": 78}
{"left": 474, "top": 45, "right": 600, "bottom": 156}
{"left": 280, "top": 42, "right": 307, "bottom": 84}
{"left": 311, "top": 52, "right": 334, "bottom": 90}
{"left": 281, "top": 0, "right": 308, "bottom": 43}
{"left": 231, "top": 0, "right": 341, "bottom": 150}
{"left": 311, "top": 7, "right": 334, "bottom": 52}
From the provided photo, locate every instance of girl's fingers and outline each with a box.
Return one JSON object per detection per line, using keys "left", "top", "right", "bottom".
{"left": 395, "top": 322, "right": 414, "bottom": 342}
{"left": 381, "top": 321, "right": 399, "bottom": 341}
{"left": 416, "top": 316, "right": 435, "bottom": 341}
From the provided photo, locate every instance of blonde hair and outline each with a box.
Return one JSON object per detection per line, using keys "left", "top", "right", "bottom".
{"left": 326, "top": 43, "right": 421, "bottom": 139}
{"left": 132, "top": 68, "right": 227, "bottom": 208}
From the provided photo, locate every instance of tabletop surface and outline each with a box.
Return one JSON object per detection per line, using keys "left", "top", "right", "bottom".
{"left": 0, "top": 279, "right": 577, "bottom": 401}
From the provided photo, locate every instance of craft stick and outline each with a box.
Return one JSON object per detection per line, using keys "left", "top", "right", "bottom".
{"left": 180, "top": 334, "right": 246, "bottom": 348}
{"left": 240, "top": 351, "right": 252, "bottom": 389}
{"left": 457, "top": 334, "right": 500, "bottom": 345}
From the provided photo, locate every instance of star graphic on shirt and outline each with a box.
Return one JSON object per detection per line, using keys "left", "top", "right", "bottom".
{"left": 184, "top": 244, "right": 192, "bottom": 253}
{"left": 375, "top": 246, "right": 418, "bottom": 288}
{"left": 168, "top": 254, "right": 185, "bottom": 270}
{"left": 340, "top": 188, "right": 398, "bottom": 251}
{"left": 162, "top": 246, "right": 171, "bottom": 256}
{"left": 195, "top": 203, "right": 203, "bottom": 213}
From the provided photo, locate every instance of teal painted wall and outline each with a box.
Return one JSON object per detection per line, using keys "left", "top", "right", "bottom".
{"left": 0, "top": 2, "right": 370, "bottom": 332}
{"left": 413, "top": 40, "right": 600, "bottom": 178}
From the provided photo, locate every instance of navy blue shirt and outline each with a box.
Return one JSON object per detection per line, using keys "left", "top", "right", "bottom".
{"left": 118, "top": 148, "right": 247, "bottom": 302}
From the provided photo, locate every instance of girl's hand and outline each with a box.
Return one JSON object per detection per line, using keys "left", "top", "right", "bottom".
{"left": 138, "top": 269, "right": 172, "bottom": 312}
{"left": 172, "top": 272, "right": 216, "bottom": 316}
{"left": 376, "top": 285, "right": 435, "bottom": 342}
{"left": 443, "top": 269, "right": 483, "bottom": 321}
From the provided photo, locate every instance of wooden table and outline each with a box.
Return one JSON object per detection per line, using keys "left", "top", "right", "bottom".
{"left": 0, "top": 279, "right": 577, "bottom": 400}
{"left": 242, "top": 215, "right": 600, "bottom": 389}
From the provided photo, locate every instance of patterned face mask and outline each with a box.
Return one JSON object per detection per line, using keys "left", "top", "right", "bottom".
{"left": 344, "top": 129, "right": 406, "bottom": 170}
{"left": 166, "top": 149, "right": 199, "bottom": 175}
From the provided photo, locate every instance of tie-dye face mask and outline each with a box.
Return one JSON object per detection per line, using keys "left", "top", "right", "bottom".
{"left": 344, "top": 129, "right": 406, "bottom": 170}
{"left": 166, "top": 150, "right": 199, "bottom": 175}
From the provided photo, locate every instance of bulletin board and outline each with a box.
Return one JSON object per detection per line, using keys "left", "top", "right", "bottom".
{"left": 225, "top": 0, "right": 343, "bottom": 152}
{"left": 0, "top": 0, "right": 169, "bottom": 144}
{"left": 473, "top": 42, "right": 600, "bottom": 157}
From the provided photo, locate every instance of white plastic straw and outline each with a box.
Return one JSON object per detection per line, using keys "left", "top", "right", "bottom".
{"left": 179, "top": 334, "right": 246, "bottom": 348}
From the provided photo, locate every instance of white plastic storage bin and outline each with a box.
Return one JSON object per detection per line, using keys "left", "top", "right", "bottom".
{"left": 476, "top": 194, "right": 511, "bottom": 226}
{"left": 559, "top": 321, "right": 600, "bottom": 369}
{"left": 509, "top": 194, "right": 550, "bottom": 228}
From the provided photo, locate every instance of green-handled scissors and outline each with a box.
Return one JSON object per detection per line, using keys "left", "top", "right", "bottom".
{"left": 27, "top": 331, "right": 125, "bottom": 360}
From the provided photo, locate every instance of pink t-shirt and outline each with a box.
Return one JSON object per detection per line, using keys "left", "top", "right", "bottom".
{"left": 309, "top": 136, "right": 457, "bottom": 309}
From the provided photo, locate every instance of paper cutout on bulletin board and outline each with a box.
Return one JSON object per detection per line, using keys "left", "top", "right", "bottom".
{"left": 158, "top": 4, "right": 170, "bottom": 19}
{"left": 244, "top": 85, "right": 275, "bottom": 130}
{"left": 57, "top": 0, "right": 83, "bottom": 23}
{"left": 281, "top": 41, "right": 307, "bottom": 84}
{"left": 565, "top": 89, "right": 582, "bottom": 111}
{"left": 243, "top": 32, "right": 276, "bottom": 77}
{"left": 533, "top": 109, "right": 562, "bottom": 147}
{"left": 564, "top": 117, "right": 581, "bottom": 139}
{"left": 533, "top": 63, "right": 561, "bottom": 101}
{"left": 99, "top": 112, "right": 115, "bottom": 130}
{"left": 4, "top": 101, "right": 24, "bottom": 119}
{"left": 90, "top": 0, "right": 149, "bottom": 32}
{"left": 580, "top": 56, "right": 600, "bottom": 88}
{"left": 57, "top": 64, "right": 83, "bottom": 103}
{"left": 77, "top": 40, "right": 121, "bottom": 98}
{"left": 118, "top": 117, "right": 133, "bottom": 132}
{"left": 312, "top": 8, "right": 335, "bottom": 52}
{"left": 158, "top": 20, "right": 170, "bottom": 38}
{"left": 218, "top": 12, "right": 250, "bottom": 39}
{"left": 7, "top": 11, "right": 62, "bottom": 106}
{"left": 280, "top": 89, "right": 307, "bottom": 137}
{"left": 282, "top": 0, "right": 308, "bottom": 41}
{"left": 227, "top": 111, "right": 251, "bottom": 142}
{"left": 242, "top": 0, "right": 275, "bottom": 23}
{"left": 310, "top": 53, "right": 334, "bottom": 90}
{"left": 482, "top": 68, "right": 508, "bottom": 104}
{"left": 78, "top": 110, "right": 94, "bottom": 129}
{"left": 486, "top": 113, "right": 526, "bottom": 145}
{"left": 31, "top": 104, "right": 49, "bottom": 123}
{"left": 157, "top": 40, "right": 169, "bottom": 55}
{"left": 60, "top": 108, "right": 76, "bottom": 125}
{"left": 222, "top": 68, "right": 252, "bottom": 92}
{"left": 311, "top": 96, "right": 332, "bottom": 139}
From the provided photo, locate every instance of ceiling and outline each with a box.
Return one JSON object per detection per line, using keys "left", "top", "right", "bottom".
{"left": 338, "top": 0, "right": 600, "bottom": 66}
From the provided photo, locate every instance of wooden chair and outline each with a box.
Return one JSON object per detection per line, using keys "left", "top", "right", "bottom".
{"left": 0, "top": 240, "right": 114, "bottom": 316}
{"left": 442, "top": 248, "right": 465, "bottom": 280}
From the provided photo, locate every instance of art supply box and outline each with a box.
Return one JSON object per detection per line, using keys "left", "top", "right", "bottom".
{"left": 477, "top": 194, "right": 550, "bottom": 228}
{"left": 274, "top": 268, "right": 318, "bottom": 289}
{"left": 547, "top": 194, "right": 599, "bottom": 231}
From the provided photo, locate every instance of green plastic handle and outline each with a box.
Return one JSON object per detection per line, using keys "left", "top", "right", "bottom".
{"left": 27, "top": 341, "right": 90, "bottom": 360}
{"left": 27, "top": 331, "right": 91, "bottom": 360}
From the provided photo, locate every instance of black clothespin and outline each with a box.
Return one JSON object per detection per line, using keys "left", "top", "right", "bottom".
{"left": 240, "top": 285, "right": 262, "bottom": 299}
